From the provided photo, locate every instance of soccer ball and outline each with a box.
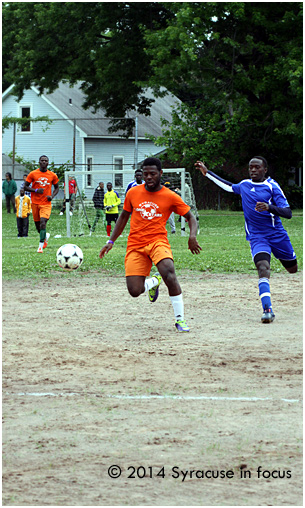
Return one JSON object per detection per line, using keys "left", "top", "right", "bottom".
{"left": 56, "top": 244, "right": 83, "bottom": 270}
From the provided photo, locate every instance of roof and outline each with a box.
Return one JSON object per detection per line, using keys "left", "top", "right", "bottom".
{"left": 2, "top": 154, "right": 28, "bottom": 179}
{"left": 4, "top": 81, "right": 181, "bottom": 139}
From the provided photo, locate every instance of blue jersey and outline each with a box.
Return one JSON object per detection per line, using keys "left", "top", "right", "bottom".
{"left": 232, "top": 177, "right": 290, "bottom": 239}
{"left": 125, "top": 179, "right": 145, "bottom": 195}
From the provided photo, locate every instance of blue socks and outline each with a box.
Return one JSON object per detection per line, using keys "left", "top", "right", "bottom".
{"left": 258, "top": 278, "right": 272, "bottom": 311}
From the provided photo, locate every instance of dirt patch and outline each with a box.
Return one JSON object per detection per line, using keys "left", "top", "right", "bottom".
{"left": 2, "top": 272, "right": 303, "bottom": 505}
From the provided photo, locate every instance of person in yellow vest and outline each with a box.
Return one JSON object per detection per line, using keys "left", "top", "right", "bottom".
{"left": 104, "top": 182, "right": 121, "bottom": 236}
{"left": 15, "top": 187, "right": 31, "bottom": 237}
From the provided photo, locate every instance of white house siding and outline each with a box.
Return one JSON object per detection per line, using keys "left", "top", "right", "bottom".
{"left": 2, "top": 88, "right": 83, "bottom": 166}
{"left": 80, "top": 138, "right": 166, "bottom": 199}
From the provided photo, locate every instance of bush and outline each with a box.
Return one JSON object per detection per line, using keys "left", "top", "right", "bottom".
{"left": 283, "top": 185, "right": 303, "bottom": 210}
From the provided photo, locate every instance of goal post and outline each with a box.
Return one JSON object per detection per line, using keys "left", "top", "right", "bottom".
{"left": 63, "top": 168, "right": 199, "bottom": 238}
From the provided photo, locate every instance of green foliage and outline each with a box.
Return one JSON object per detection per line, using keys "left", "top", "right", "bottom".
{"left": 2, "top": 115, "right": 53, "bottom": 133}
{"left": 282, "top": 185, "right": 303, "bottom": 210}
{"left": 2, "top": 209, "right": 302, "bottom": 280}
{"left": 6, "top": 152, "right": 72, "bottom": 183}
{"left": 2, "top": 2, "right": 170, "bottom": 135}
{"left": 145, "top": 2, "right": 303, "bottom": 179}
{"left": 2, "top": 2, "right": 302, "bottom": 177}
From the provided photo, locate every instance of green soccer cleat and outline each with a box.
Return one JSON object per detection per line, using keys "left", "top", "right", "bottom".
{"left": 148, "top": 272, "right": 162, "bottom": 302}
{"left": 175, "top": 319, "right": 190, "bottom": 332}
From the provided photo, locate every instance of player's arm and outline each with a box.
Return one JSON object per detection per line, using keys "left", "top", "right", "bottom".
{"left": 195, "top": 161, "right": 234, "bottom": 193}
{"left": 24, "top": 180, "right": 44, "bottom": 194}
{"left": 183, "top": 210, "right": 202, "bottom": 255}
{"left": 115, "top": 191, "right": 121, "bottom": 206}
{"left": 47, "top": 182, "right": 59, "bottom": 202}
{"left": 255, "top": 202, "right": 292, "bottom": 219}
{"left": 99, "top": 209, "right": 131, "bottom": 259}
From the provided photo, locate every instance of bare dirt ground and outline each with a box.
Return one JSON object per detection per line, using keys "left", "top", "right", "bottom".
{"left": 2, "top": 271, "right": 303, "bottom": 506}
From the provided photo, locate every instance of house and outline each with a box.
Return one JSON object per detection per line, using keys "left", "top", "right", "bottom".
{"left": 2, "top": 82, "right": 181, "bottom": 199}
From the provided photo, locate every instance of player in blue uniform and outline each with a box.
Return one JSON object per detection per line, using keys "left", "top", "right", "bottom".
{"left": 195, "top": 157, "right": 298, "bottom": 323}
{"left": 125, "top": 169, "right": 144, "bottom": 195}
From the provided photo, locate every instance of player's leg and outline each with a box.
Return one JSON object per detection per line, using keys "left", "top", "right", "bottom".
{"left": 125, "top": 248, "right": 154, "bottom": 297}
{"left": 106, "top": 213, "right": 111, "bottom": 236}
{"left": 254, "top": 253, "right": 275, "bottom": 323}
{"left": 91, "top": 209, "right": 101, "bottom": 232}
{"left": 272, "top": 232, "right": 298, "bottom": 274}
{"left": 126, "top": 275, "right": 147, "bottom": 297}
{"left": 279, "top": 258, "right": 298, "bottom": 273}
{"left": 157, "top": 258, "right": 189, "bottom": 332}
{"left": 251, "top": 236, "right": 274, "bottom": 323}
{"left": 37, "top": 206, "right": 52, "bottom": 251}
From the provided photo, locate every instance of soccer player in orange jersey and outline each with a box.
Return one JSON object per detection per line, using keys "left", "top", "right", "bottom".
{"left": 24, "top": 155, "right": 59, "bottom": 252}
{"left": 99, "top": 157, "right": 202, "bottom": 332}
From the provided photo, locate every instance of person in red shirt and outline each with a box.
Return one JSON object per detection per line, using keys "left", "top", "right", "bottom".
{"left": 59, "top": 175, "right": 78, "bottom": 216}
{"left": 24, "top": 155, "right": 59, "bottom": 252}
{"left": 99, "top": 157, "right": 202, "bottom": 332}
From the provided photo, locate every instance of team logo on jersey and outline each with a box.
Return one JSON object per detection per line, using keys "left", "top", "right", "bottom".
{"left": 135, "top": 201, "right": 162, "bottom": 220}
{"left": 250, "top": 187, "right": 256, "bottom": 192}
{"left": 37, "top": 177, "right": 50, "bottom": 188}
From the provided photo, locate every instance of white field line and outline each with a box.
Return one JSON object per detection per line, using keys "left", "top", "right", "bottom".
{"left": 10, "top": 392, "right": 300, "bottom": 403}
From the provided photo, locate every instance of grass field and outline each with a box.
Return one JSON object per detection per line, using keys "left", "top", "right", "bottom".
{"left": 2, "top": 206, "right": 303, "bottom": 279}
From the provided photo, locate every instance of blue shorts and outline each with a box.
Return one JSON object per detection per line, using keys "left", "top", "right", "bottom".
{"left": 249, "top": 230, "right": 296, "bottom": 262}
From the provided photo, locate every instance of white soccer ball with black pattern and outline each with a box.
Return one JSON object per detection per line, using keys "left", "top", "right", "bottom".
{"left": 56, "top": 244, "right": 83, "bottom": 270}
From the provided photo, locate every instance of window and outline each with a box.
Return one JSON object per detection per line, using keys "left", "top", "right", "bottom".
{"left": 18, "top": 105, "right": 32, "bottom": 133}
{"left": 113, "top": 156, "right": 124, "bottom": 187}
{"left": 87, "top": 157, "right": 93, "bottom": 187}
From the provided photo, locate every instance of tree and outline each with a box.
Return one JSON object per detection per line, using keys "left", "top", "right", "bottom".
{"left": 3, "top": 2, "right": 302, "bottom": 182}
{"left": 144, "top": 2, "right": 303, "bottom": 179}
{"left": 2, "top": 2, "right": 171, "bottom": 134}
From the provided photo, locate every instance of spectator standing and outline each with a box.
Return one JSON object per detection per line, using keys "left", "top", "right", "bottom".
{"left": 104, "top": 182, "right": 121, "bottom": 236}
{"left": 3, "top": 172, "right": 17, "bottom": 213}
{"left": 15, "top": 187, "right": 31, "bottom": 237}
{"left": 60, "top": 175, "right": 77, "bottom": 216}
{"left": 20, "top": 174, "right": 32, "bottom": 198}
{"left": 125, "top": 169, "right": 144, "bottom": 195}
{"left": 90, "top": 182, "right": 106, "bottom": 234}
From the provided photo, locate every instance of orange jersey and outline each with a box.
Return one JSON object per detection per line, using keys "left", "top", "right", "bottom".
{"left": 26, "top": 168, "right": 59, "bottom": 205}
{"left": 123, "top": 184, "right": 190, "bottom": 250}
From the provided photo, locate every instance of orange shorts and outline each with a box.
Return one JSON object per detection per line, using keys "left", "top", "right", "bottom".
{"left": 125, "top": 239, "right": 173, "bottom": 276}
{"left": 31, "top": 203, "right": 52, "bottom": 222}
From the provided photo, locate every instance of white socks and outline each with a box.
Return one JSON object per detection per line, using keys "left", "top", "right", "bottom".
{"left": 144, "top": 277, "right": 184, "bottom": 322}
{"left": 170, "top": 294, "right": 184, "bottom": 321}
{"left": 144, "top": 275, "right": 159, "bottom": 292}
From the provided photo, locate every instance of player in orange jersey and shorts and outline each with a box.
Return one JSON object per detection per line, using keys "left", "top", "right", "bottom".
{"left": 99, "top": 157, "right": 202, "bottom": 332}
{"left": 24, "top": 155, "right": 59, "bottom": 253}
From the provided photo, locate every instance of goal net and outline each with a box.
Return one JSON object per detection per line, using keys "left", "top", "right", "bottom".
{"left": 63, "top": 168, "right": 200, "bottom": 238}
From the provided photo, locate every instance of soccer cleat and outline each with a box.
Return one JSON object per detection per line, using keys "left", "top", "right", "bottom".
{"left": 37, "top": 246, "right": 43, "bottom": 253}
{"left": 261, "top": 308, "right": 275, "bottom": 323}
{"left": 175, "top": 319, "right": 190, "bottom": 332}
{"left": 148, "top": 272, "right": 162, "bottom": 302}
{"left": 43, "top": 232, "right": 50, "bottom": 249}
